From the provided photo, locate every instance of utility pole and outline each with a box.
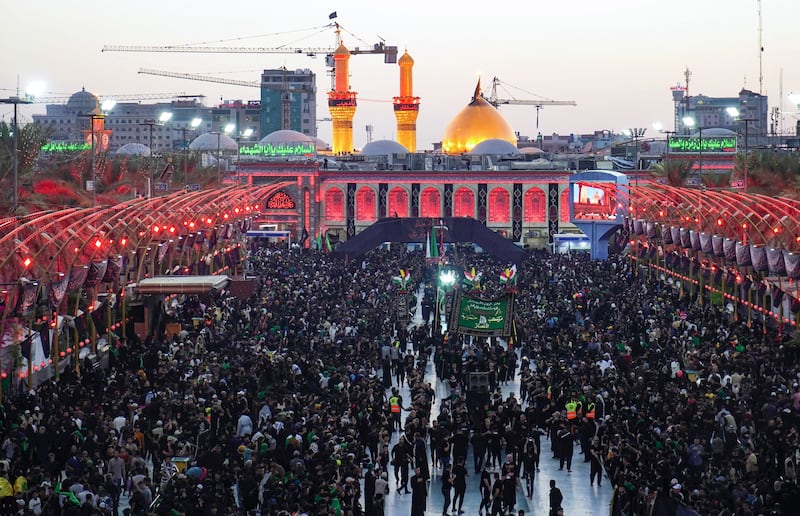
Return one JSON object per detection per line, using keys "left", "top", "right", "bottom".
{"left": 0, "top": 95, "right": 33, "bottom": 212}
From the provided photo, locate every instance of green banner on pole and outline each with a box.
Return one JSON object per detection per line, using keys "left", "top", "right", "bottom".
{"left": 449, "top": 292, "right": 514, "bottom": 337}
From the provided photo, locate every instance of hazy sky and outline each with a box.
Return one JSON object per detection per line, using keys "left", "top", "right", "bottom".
{"left": 2, "top": 0, "right": 798, "bottom": 150}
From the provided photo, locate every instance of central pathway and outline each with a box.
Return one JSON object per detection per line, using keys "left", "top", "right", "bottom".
{"left": 370, "top": 286, "right": 614, "bottom": 515}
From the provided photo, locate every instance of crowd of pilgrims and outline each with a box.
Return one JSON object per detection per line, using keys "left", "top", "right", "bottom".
{"left": 0, "top": 243, "right": 798, "bottom": 515}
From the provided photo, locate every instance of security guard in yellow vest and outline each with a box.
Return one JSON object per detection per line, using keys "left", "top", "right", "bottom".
{"left": 565, "top": 399, "right": 582, "bottom": 421}
{"left": 389, "top": 388, "right": 404, "bottom": 432}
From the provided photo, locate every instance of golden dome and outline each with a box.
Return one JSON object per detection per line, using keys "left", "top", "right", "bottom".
{"left": 441, "top": 79, "right": 516, "bottom": 155}
{"left": 335, "top": 43, "right": 350, "bottom": 56}
{"left": 398, "top": 51, "right": 414, "bottom": 65}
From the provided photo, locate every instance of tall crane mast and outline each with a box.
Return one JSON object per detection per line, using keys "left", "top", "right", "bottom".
{"left": 486, "top": 76, "right": 576, "bottom": 128}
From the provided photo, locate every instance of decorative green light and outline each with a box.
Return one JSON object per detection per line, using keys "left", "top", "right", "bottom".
{"left": 668, "top": 136, "right": 737, "bottom": 153}
{"left": 40, "top": 142, "right": 91, "bottom": 152}
{"left": 239, "top": 142, "right": 315, "bottom": 157}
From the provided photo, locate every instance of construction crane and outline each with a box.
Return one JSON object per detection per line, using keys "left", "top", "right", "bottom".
{"left": 139, "top": 69, "right": 258, "bottom": 89}
{"left": 104, "top": 22, "right": 398, "bottom": 90}
{"left": 21, "top": 92, "right": 187, "bottom": 104}
{"left": 138, "top": 68, "right": 392, "bottom": 103}
{"left": 486, "top": 76, "right": 576, "bottom": 128}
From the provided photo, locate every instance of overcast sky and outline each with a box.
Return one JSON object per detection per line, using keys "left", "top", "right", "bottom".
{"left": 2, "top": 0, "right": 798, "bottom": 150}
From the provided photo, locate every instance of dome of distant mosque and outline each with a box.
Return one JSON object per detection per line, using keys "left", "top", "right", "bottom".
{"left": 361, "top": 139, "right": 409, "bottom": 156}
{"left": 441, "top": 80, "right": 516, "bottom": 155}
{"left": 469, "top": 139, "right": 520, "bottom": 155}
{"left": 189, "top": 132, "right": 238, "bottom": 151}
{"left": 66, "top": 88, "right": 100, "bottom": 115}
{"left": 259, "top": 130, "right": 316, "bottom": 147}
{"left": 115, "top": 143, "right": 151, "bottom": 157}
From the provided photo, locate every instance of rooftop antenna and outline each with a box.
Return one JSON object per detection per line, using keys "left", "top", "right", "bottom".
{"left": 779, "top": 67, "right": 784, "bottom": 135}
{"left": 758, "top": 0, "right": 763, "bottom": 95}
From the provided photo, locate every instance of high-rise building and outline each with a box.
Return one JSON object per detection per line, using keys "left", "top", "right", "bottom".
{"left": 260, "top": 68, "right": 317, "bottom": 138}
{"left": 673, "top": 88, "right": 768, "bottom": 136}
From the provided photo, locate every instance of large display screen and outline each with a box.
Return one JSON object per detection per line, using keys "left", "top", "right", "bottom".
{"left": 573, "top": 184, "right": 606, "bottom": 205}
{"left": 572, "top": 183, "right": 618, "bottom": 221}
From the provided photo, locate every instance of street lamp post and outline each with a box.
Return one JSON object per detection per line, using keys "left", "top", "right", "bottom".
{"left": 627, "top": 127, "right": 647, "bottom": 172}
{"left": 236, "top": 128, "right": 254, "bottom": 186}
{"left": 214, "top": 123, "right": 235, "bottom": 189}
{"left": 138, "top": 119, "right": 156, "bottom": 198}
{"left": 726, "top": 107, "right": 756, "bottom": 193}
{"left": 698, "top": 126, "right": 703, "bottom": 176}
{"left": 624, "top": 128, "right": 646, "bottom": 209}
{"left": 682, "top": 116, "right": 701, "bottom": 179}
{"left": 1, "top": 93, "right": 36, "bottom": 212}
{"left": 183, "top": 117, "right": 202, "bottom": 190}
{"left": 739, "top": 118, "right": 756, "bottom": 193}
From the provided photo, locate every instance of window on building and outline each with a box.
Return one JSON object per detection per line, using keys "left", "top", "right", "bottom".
{"left": 523, "top": 188, "right": 546, "bottom": 223}
{"left": 560, "top": 188, "right": 570, "bottom": 223}
{"left": 356, "top": 187, "right": 377, "bottom": 222}
{"left": 325, "top": 188, "right": 345, "bottom": 221}
{"left": 387, "top": 187, "right": 409, "bottom": 218}
{"left": 419, "top": 188, "right": 441, "bottom": 218}
{"left": 488, "top": 187, "right": 510, "bottom": 223}
{"left": 453, "top": 187, "right": 474, "bottom": 218}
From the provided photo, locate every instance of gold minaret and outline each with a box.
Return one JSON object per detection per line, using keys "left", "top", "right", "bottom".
{"left": 393, "top": 51, "right": 420, "bottom": 152}
{"left": 327, "top": 43, "right": 357, "bottom": 154}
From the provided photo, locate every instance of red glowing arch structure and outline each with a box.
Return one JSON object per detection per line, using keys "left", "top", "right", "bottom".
{"left": 629, "top": 183, "right": 799, "bottom": 251}
{"left": 0, "top": 182, "right": 292, "bottom": 316}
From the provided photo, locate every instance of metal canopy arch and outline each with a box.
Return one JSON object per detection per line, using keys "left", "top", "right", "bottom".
{"left": 0, "top": 181, "right": 296, "bottom": 309}
{"left": 631, "top": 183, "right": 800, "bottom": 252}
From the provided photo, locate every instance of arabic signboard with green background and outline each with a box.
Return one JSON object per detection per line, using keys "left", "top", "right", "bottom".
{"left": 448, "top": 292, "right": 515, "bottom": 337}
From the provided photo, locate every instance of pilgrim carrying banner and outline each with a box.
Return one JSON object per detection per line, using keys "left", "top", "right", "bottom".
{"left": 449, "top": 292, "right": 514, "bottom": 337}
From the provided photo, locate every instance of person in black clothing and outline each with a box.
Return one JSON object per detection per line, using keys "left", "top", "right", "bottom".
{"left": 364, "top": 466, "right": 376, "bottom": 515}
{"left": 589, "top": 437, "right": 603, "bottom": 487}
{"left": 502, "top": 459, "right": 518, "bottom": 515}
{"left": 410, "top": 466, "right": 428, "bottom": 516}
{"left": 490, "top": 472, "right": 504, "bottom": 516}
{"left": 549, "top": 479, "right": 563, "bottom": 516}
{"left": 451, "top": 456, "right": 467, "bottom": 514}
{"left": 413, "top": 432, "right": 430, "bottom": 481}
{"left": 478, "top": 465, "right": 492, "bottom": 516}
{"left": 441, "top": 463, "right": 453, "bottom": 516}
{"left": 557, "top": 423, "right": 574, "bottom": 473}
{"left": 391, "top": 436, "right": 412, "bottom": 494}
{"left": 522, "top": 438, "right": 538, "bottom": 497}
{"left": 471, "top": 429, "right": 487, "bottom": 473}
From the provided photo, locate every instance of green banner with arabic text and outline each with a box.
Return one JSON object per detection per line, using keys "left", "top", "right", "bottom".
{"left": 449, "top": 292, "right": 514, "bottom": 337}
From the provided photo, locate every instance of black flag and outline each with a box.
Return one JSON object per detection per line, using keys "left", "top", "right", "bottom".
{"left": 329, "top": 11, "right": 337, "bottom": 19}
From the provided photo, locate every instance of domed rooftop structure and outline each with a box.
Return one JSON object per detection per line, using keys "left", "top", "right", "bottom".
{"left": 189, "top": 132, "right": 238, "bottom": 151}
{"left": 66, "top": 88, "right": 100, "bottom": 115}
{"left": 398, "top": 51, "right": 414, "bottom": 66}
{"left": 442, "top": 80, "right": 516, "bottom": 155}
{"left": 259, "top": 129, "right": 315, "bottom": 147}
{"left": 115, "top": 143, "right": 151, "bottom": 157}
{"left": 257, "top": 129, "right": 317, "bottom": 157}
{"left": 361, "top": 139, "right": 409, "bottom": 156}
{"left": 469, "top": 139, "right": 519, "bottom": 155}
{"left": 312, "top": 136, "right": 331, "bottom": 154}
{"left": 520, "top": 146, "right": 545, "bottom": 155}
